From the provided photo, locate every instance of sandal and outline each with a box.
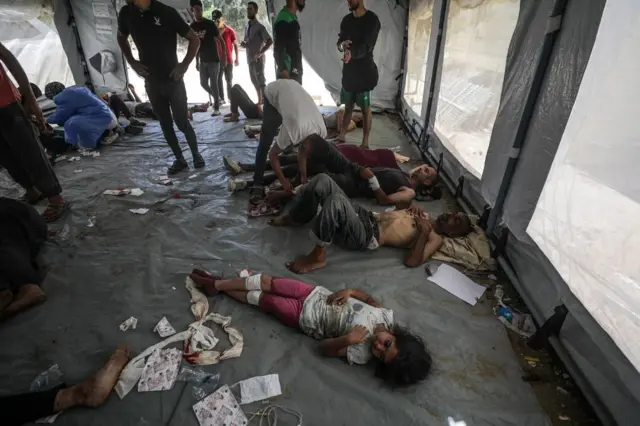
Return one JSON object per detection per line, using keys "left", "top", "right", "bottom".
{"left": 42, "top": 201, "right": 68, "bottom": 223}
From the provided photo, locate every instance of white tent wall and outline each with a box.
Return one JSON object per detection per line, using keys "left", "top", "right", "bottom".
{"left": 400, "top": 0, "right": 640, "bottom": 423}
{"left": 0, "top": 1, "right": 75, "bottom": 90}
{"left": 270, "top": 0, "right": 406, "bottom": 110}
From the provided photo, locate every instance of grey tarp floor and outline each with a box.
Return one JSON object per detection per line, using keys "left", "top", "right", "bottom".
{"left": 0, "top": 109, "right": 551, "bottom": 426}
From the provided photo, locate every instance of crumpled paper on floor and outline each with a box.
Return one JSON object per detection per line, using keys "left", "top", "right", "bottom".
{"left": 231, "top": 374, "right": 282, "bottom": 405}
{"left": 129, "top": 208, "right": 149, "bottom": 215}
{"left": 154, "top": 317, "right": 176, "bottom": 338}
{"left": 193, "top": 385, "right": 247, "bottom": 426}
{"left": 119, "top": 316, "right": 138, "bottom": 331}
{"left": 103, "top": 188, "right": 144, "bottom": 196}
{"left": 138, "top": 348, "right": 182, "bottom": 392}
{"left": 115, "top": 277, "right": 244, "bottom": 399}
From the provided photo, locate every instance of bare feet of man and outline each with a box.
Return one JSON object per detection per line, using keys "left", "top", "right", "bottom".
{"left": 54, "top": 344, "right": 130, "bottom": 411}
{"left": 0, "top": 284, "right": 46, "bottom": 322}
{"left": 286, "top": 247, "right": 327, "bottom": 274}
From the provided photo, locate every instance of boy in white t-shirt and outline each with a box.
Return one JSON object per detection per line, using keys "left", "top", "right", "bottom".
{"left": 189, "top": 269, "right": 432, "bottom": 387}
{"left": 251, "top": 79, "right": 327, "bottom": 203}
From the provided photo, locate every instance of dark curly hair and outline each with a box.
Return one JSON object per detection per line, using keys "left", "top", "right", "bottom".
{"left": 374, "top": 326, "right": 432, "bottom": 387}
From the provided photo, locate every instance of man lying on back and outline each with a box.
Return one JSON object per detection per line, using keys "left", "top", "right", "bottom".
{"left": 270, "top": 173, "right": 472, "bottom": 273}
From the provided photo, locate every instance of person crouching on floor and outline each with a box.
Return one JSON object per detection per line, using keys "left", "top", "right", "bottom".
{"left": 45, "top": 82, "right": 120, "bottom": 149}
{"left": 270, "top": 173, "right": 473, "bottom": 274}
{"left": 0, "top": 197, "right": 48, "bottom": 322}
{"left": 189, "top": 269, "right": 431, "bottom": 387}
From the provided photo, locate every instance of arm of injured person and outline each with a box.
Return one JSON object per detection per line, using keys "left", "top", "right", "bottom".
{"left": 404, "top": 217, "right": 443, "bottom": 268}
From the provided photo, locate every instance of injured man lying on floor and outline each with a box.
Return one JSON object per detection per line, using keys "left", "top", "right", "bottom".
{"left": 227, "top": 135, "right": 439, "bottom": 208}
{"left": 269, "top": 174, "right": 473, "bottom": 274}
{"left": 0, "top": 198, "right": 48, "bottom": 322}
{"left": 188, "top": 270, "right": 431, "bottom": 387}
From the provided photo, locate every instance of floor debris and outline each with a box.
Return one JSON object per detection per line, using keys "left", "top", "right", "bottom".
{"left": 154, "top": 317, "right": 176, "bottom": 338}
{"left": 231, "top": 374, "right": 282, "bottom": 405}
{"left": 138, "top": 348, "right": 182, "bottom": 392}
{"left": 129, "top": 208, "right": 150, "bottom": 215}
{"left": 119, "top": 316, "right": 138, "bottom": 331}
{"left": 193, "top": 385, "right": 247, "bottom": 426}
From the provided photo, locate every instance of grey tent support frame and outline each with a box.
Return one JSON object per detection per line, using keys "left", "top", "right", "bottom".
{"left": 494, "top": 251, "right": 617, "bottom": 426}
{"left": 486, "top": 0, "right": 567, "bottom": 233}
{"left": 65, "top": 0, "right": 94, "bottom": 92}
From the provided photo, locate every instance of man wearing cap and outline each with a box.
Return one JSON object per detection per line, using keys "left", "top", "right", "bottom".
{"left": 273, "top": 0, "right": 305, "bottom": 83}
{"left": 117, "top": 0, "right": 204, "bottom": 175}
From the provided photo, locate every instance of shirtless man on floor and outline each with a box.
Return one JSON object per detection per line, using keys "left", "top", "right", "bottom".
{"left": 270, "top": 173, "right": 472, "bottom": 273}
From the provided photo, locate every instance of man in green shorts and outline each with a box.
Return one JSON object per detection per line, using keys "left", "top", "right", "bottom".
{"left": 336, "top": 0, "right": 380, "bottom": 149}
{"left": 274, "top": 0, "right": 305, "bottom": 84}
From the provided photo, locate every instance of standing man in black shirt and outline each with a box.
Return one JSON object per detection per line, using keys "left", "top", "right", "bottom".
{"left": 117, "top": 0, "right": 204, "bottom": 175}
{"left": 191, "top": 0, "right": 225, "bottom": 116}
{"left": 336, "top": 0, "right": 380, "bottom": 149}
{"left": 273, "top": 0, "right": 305, "bottom": 83}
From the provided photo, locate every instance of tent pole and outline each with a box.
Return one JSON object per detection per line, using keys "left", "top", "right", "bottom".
{"left": 64, "top": 0, "right": 93, "bottom": 91}
{"left": 486, "top": 0, "right": 569, "bottom": 233}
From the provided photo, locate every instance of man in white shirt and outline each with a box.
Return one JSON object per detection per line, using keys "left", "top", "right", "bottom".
{"left": 250, "top": 78, "right": 327, "bottom": 202}
{"left": 188, "top": 269, "right": 432, "bottom": 386}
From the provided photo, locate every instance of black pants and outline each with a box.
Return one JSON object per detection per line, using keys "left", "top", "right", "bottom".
{"left": 199, "top": 61, "right": 221, "bottom": 110}
{"left": 145, "top": 80, "right": 199, "bottom": 159}
{"left": 218, "top": 64, "right": 234, "bottom": 102}
{"left": 289, "top": 174, "right": 375, "bottom": 249}
{"left": 0, "top": 102, "right": 62, "bottom": 197}
{"left": 0, "top": 197, "right": 47, "bottom": 292}
{"left": 0, "top": 384, "right": 63, "bottom": 426}
{"left": 230, "top": 85, "right": 260, "bottom": 119}
{"left": 109, "top": 95, "right": 132, "bottom": 119}
{"left": 252, "top": 98, "right": 282, "bottom": 187}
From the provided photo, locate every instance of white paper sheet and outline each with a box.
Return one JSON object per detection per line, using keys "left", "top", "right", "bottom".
{"left": 193, "top": 385, "right": 248, "bottom": 426}
{"left": 119, "top": 316, "right": 138, "bottom": 331}
{"left": 235, "top": 374, "right": 282, "bottom": 405}
{"left": 154, "top": 317, "right": 176, "bottom": 338}
{"left": 138, "top": 348, "right": 182, "bottom": 392}
{"left": 428, "top": 264, "right": 486, "bottom": 306}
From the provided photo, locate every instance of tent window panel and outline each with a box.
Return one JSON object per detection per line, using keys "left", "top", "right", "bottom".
{"left": 403, "top": 0, "right": 434, "bottom": 118}
{"left": 433, "top": 0, "right": 519, "bottom": 178}
{"left": 528, "top": 0, "right": 640, "bottom": 373}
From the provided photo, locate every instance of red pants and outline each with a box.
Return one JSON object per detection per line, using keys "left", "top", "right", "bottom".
{"left": 259, "top": 277, "right": 315, "bottom": 329}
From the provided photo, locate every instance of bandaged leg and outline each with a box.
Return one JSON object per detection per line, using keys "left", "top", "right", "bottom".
{"left": 246, "top": 290, "right": 263, "bottom": 306}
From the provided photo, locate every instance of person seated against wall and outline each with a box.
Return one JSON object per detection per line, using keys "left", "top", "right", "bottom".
{"left": 0, "top": 344, "right": 129, "bottom": 426}
{"left": 229, "top": 135, "right": 438, "bottom": 206}
{"left": 45, "top": 82, "right": 120, "bottom": 149}
{"left": 188, "top": 269, "right": 431, "bottom": 387}
{"left": 269, "top": 173, "right": 472, "bottom": 274}
{"left": 222, "top": 84, "right": 263, "bottom": 122}
{"left": 0, "top": 197, "right": 48, "bottom": 322}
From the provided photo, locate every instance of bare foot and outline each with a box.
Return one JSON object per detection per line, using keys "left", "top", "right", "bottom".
{"left": 0, "top": 284, "right": 45, "bottom": 322}
{"left": 286, "top": 255, "right": 327, "bottom": 274}
{"left": 268, "top": 215, "right": 297, "bottom": 227}
{"left": 67, "top": 344, "right": 130, "bottom": 409}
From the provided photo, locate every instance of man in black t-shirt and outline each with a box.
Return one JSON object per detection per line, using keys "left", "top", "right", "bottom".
{"left": 336, "top": 0, "right": 380, "bottom": 149}
{"left": 117, "top": 0, "right": 203, "bottom": 175}
{"left": 191, "top": 0, "right": 225, "bottom": 116}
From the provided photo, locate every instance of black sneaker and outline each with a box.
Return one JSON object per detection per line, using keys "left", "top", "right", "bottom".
{"left": 193, "top": 153, "right": 206, "bottom": 169}
{"left": 168, "top": 158, "right": 188, "bottom": 175}
{"left": 129, "top": 118, "right": 147, "bottom": 127}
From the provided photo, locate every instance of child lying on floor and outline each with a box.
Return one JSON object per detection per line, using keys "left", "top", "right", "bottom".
{"left": 189, "top": 269, "right": 432, "bottom": 387}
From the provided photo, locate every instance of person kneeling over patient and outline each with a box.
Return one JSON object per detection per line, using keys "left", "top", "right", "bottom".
{"left": 270, "top": 173, "right": 472, "bottom": 273}
{"left": 45, "top": 82, "right": 119, "bottom": 149}
{"left": 188, "top": 269, "right": 431, "bottom": 387}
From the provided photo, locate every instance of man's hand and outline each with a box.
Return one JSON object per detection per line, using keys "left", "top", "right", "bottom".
{"left": 280, "top": 69, "right": 290, "bottom": 79}
{"left": 252, "top": 53, "right": 260, "bottom": 62}
{"left": 240, "top": 40, "right": 248, "bottom": 47}
{"left": 22, "top": 93, "right": 47, "bottom": 133}
{"left": 169, "top": 62, "right": 189, "bottom": 81}
{"left": 343, "top": 49, "right": 351, "bottom": 64}
{"left": 234, "top": 58, "right": 240, "bottom": 66}
{"left": 339, "top": 40, "right": 352, "bottom": 52}
{"left": 281, "top": 179, "right": 293, "bottom": 194}
{"left": 407, "top": 204, "right": 428, "bottom": 219}
{"left": 347, "top": 325, "right": 369, "bottom": 345}
{"left": 417, "top": 217, "right": 432, "bottom": 234}
{"left": 327, "top": 289, "right": 352, "bottom": 306}
{"left": 195, "top": 62, "right": 200, "bottom": 72}
{"left": 130, "top": 60, "right": 149, "bottom": 77}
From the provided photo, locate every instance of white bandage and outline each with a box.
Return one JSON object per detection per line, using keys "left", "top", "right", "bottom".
{"left": 368, "top": 176, "right": 381, "bottom": 191}
{"left": 245, "top": 274, "right": 262, "bottom": 291}
{"left": 247, "top": 290, "right": 263, "bottom": 306}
